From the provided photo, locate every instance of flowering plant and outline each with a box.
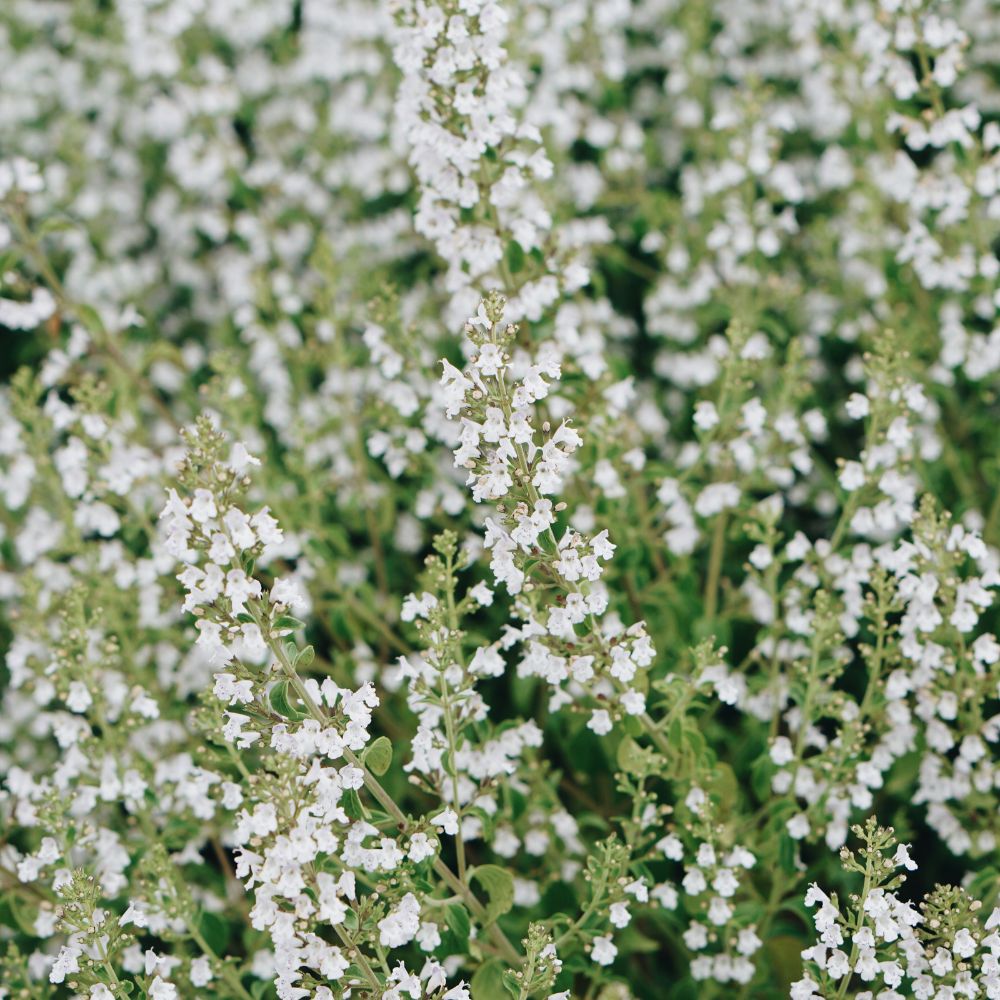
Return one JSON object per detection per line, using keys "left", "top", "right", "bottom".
{"left": 2, "top": 0, "right": 1000, "bottom": 998}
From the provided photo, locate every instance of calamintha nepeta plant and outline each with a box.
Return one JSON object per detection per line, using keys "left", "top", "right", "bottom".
{"left": 1, "top": 0, "right": 1000, "bottom": 997}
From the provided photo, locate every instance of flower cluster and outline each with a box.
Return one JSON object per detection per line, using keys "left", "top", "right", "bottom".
{"left": 794, "top": 819, "right": 1000, "bottom": 999}
{"left": 441, "top": 292, "right": 657, "bottom": 737}
{"left": 2, "top": 0, "right": 1000, "bottom": 997}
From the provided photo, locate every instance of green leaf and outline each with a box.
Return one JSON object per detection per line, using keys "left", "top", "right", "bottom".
{"left": 616, "top": 922, "right": 662, "bottom": 954}
{"left": 470, "top": 958, "right": 507, "bottom": 999}
{"left": 38, "top": 217, "right": 77, "bottom": 235}
{"left": 765, "top": 934, "right": 804, "bottom": 990}
{"left": 470, "top": 864, "right": 514, "bottom": 925}
{"left": 363, "top": 736, "right": 392, "bottom": 776}
{"left": 668, "top": 716, "right": 684, "bottom": 749}
{"left": 2, "top": 895, "right": 38, "bottom": 936}
{"left": 707, "top": 762, "right": 738, "bottom": 808}
{"left": 501, "top": 970, "right": 522, "bottom": 998}
{"left": 296, "top": 645, "right": 315, "bottom": 668}
{"left": 74, "top": 303, "right": 107, "bottom": 336}
{"left": 778, "top": 834, "right": 796, "bottom": 875}
{"left": 343, "top": 788, "right": 365, "bottom": 820}
{"left": 466, "top": 805, "right": 495, "bottom": 841}
{"left": 445, "top": 904, "right": 471, "bottom": 944}
{"left": 269, "top": 680, "right": 304, "bottom": 720}
{"left": 273, "top": 615, "right": 306, "bottom": 631}
{"left": 682, "top": 724, "right": 705, "bottom": 756}
{"left": 750, "top": 754, "right": 773, "bottom": 803}
{"left": 344, "top": 967, "right": 368, "bottom": 986}
{"left": 506, "top": 240, "right": 525, "bottom": 274}
{"left": 0, "top": 249, "right": 22, "bottom": 274}
{"left": 967, "top": 866, "right": 999, "bottom": 906}
{"left": 623, "top": 714, "right": 643, "bottom": 737}
{"left": 0, "top": 897, "right": 15, "bottom": 934}
{"left": 197, "top": 910, "right": 228, "bottom": 955}
{"left": 616, "top": 737, "right": 649, "bottom": 775}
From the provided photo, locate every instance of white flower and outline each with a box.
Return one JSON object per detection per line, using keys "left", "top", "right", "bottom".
{"left": 148, "top": 978, "right": 177, "bottom": 1000}
{"left": 845, "top": 393, "right": 870, "bottom": 419}
{"left": 408, "top": 833, "right": 437, "bottom": 863}
{"left": 693, "top": 401, "right": 720, "bottom": 431}
{"left": 839, "top": 461, "right": 865, "bottom": 491}
{"left": 190, "top": 957, "right": 213, "bottom": 987}
{"left": 118, "top": 902, "right": 148, "bottom": 928}
{"left": 952, "top": 927, "right": 977, "bottom": 958}
{"left": 657, "top": 834, "right": 684, "bottom": 860}
{"left": 891, "top": 844, "right": 917, "bottom": 871}
{"left": 591, "top": 935, "right": 617, "bottom": 966}
{"left": 787, "top": 813, "right": 810, "bottom": 840}
{"left": 378, "top": 893, "right": 421, "bottom": 948}
{"left": 769, "top": 737, "right": 794, "bottom": 766}
{"left": 586, "top": 709, "right": 613, "bottom": 735}
{"left": 431, "top": 809, "right": 459, "bottom": 836}
{"left": 229, "top": 442, "right": 261, "bottom": 474}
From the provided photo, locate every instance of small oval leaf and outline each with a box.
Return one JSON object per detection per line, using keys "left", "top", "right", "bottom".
{"left": 364, "top": 736, "right": 393, "bottom": 776}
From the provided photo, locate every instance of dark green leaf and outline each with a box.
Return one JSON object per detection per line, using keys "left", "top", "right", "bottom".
{"left": 778, "top": 834, "right": 796, "bottom": 875}
{"left": 506, "top": 240, "right": 525, "bottom": 274}
{"left": 197, "top": 910, "right": 228, "bottom": 955}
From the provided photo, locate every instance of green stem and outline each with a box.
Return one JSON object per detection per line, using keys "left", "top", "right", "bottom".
{"left": 333, "top": 923, "right": 383, "bottom": 995}
{"left": 703, "top": 512, "right": 727, "bottom": 624}
{"left": 833, "top": 854, "right": 875, "bottom": 1000}
{"left": 186, "top": 925, "right": 255, "bottom": 1000}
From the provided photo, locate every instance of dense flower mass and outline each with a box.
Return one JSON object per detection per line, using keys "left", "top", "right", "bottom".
{"left": 2, "top": 0, "right": 1000, "bottom": 997}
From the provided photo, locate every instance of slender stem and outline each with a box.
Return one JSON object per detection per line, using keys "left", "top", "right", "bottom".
{"left": 441, "top": 679, "right": 468, "bottom": 881}
{"left": 441, "top": 551, "right": 468, "bottom": 881}
{"left": 794, "top": 630, "right": 824, "bottom": 761}
{"left": 703, "top": 512, "right": 727, "bottom": 624}
{"left": 95, "top": 937, "right": 124, "bottom": 991}
{"left": 333, "top": 923, "right": 383, "bottom": 994}
{"left": 834, "top": 853, "right": 875, "bottom": 1000}
{"left": 187, "top": 924, "right": 255, "bottom": 1000}
{"left": 552, "top": 868, "right": 610, "bottom": 950}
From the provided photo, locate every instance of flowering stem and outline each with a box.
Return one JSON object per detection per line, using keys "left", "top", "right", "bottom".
{"left": 263, "top": 618, "right": 524, "bottom": 968}
{"left": 441, "top": 548, "right": 468, "bottom": 881}
{"left": 833, "top": 852, "right": 875, "bottom": 1000}
{"left": 489, "top": 342, "right": 674, "bottom": 759}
